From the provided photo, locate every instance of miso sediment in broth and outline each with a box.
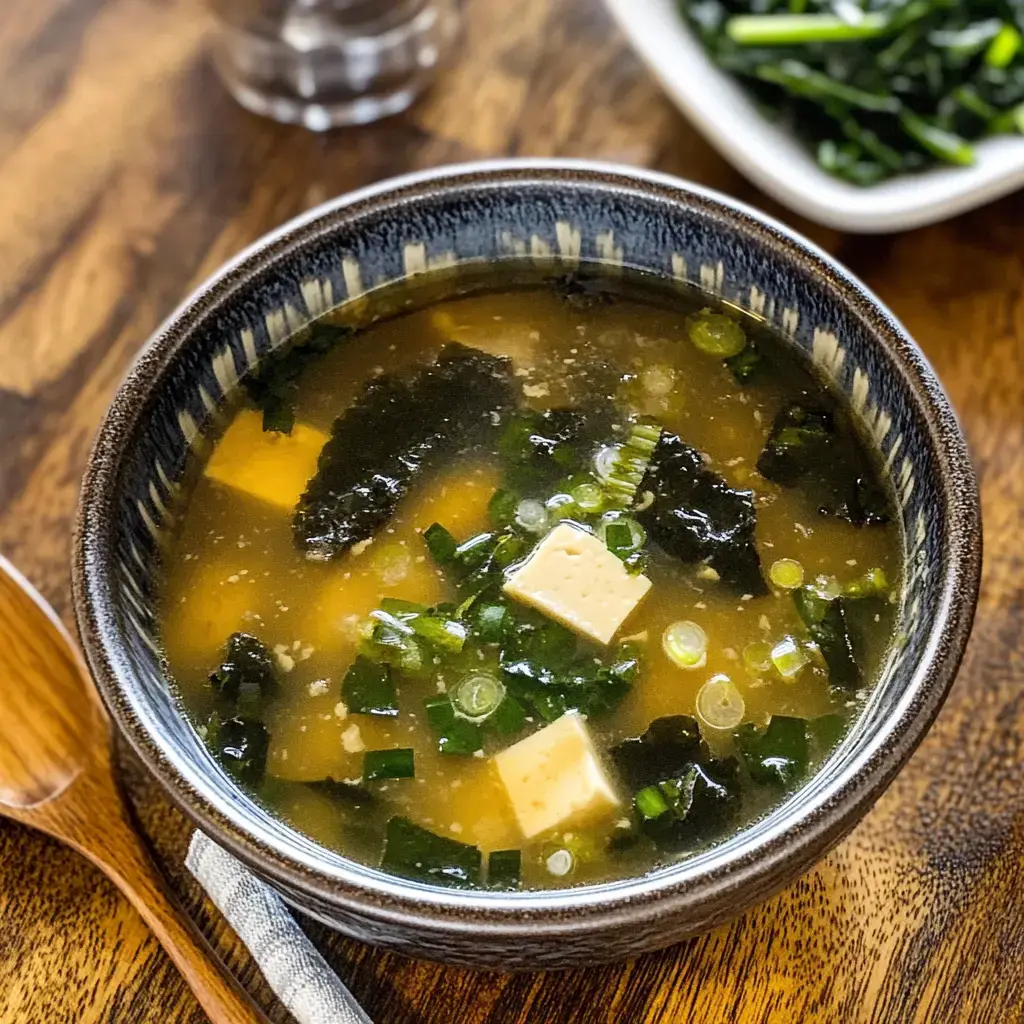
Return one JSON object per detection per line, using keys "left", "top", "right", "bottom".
{"left": 160, "top": 267, "right": 901, "bottom": 891}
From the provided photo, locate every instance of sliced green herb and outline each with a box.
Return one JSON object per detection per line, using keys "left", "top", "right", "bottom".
{"left": 423, "top": 697, "right": 483, "bottom": 756}
{"left": 364, "top": 748, "right": 415, "bottom": 781}
{"left": 342, "top": 656, "right": 399, "bottom": 716}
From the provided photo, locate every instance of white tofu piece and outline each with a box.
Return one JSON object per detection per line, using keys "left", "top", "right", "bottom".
{"left": 502, "top": 521, "right": 651, "bottom": 645}
{"left": 493, "top": 713, "right": 620, "bottom": 840}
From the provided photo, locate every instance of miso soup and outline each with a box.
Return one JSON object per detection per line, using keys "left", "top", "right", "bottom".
{"left": 160, "top": 266, "right": 901, "bottom": 892}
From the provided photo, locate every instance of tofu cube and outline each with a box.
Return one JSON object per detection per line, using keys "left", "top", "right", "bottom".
{"left": 502, "top": 522, "right": 651, "bottom": 645}
{"left": 493, "top": 713, "right": 620, "bottom": 840}
{"left": 205, "top": 409, "right": 327, "bottom": 510}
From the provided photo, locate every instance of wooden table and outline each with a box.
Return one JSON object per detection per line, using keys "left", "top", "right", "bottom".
{"left": 1, "top": 0, "right": 1021, "bottom": 1020}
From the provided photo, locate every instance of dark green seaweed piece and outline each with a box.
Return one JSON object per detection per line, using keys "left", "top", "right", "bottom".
{"left": 554, "top": 272, "right": 616, "bottom": 310}
{"left": 208, "top": 632, "right": 279, "bottom": 709}
{"left": 294, "top": 344, "right": 514, "bottom": 559}
{"left": 364, "top": 748, "right": 415, "bottom": 781}
{"left": 637, "top": 433, "right": 767, "bottom": 595}
{"left": 756, "top": 402, "right": 890, "bottom": 526}
{"left": 498, "top": 605, "right": 639, "bottom": 720}
{"left": 423, "top": 696, "right": 483, "bottom": 756}
{"left": 243, "top": 322, "right": 353, "bottom": 434}
{"left": 206, "top": 713, "right": 269, "bottom": 787}
{"left": 380, "top": 816, "right": 482, "bottom": 888}
{"left": 609, "top": 715, "right": 706, "bottom": 792}
{"left": 725, "top": 340, "right": 764, "bottom": 384}
{"left": 423, "top": 522, "right": 458, "bottom": 565}
{"left": 498, "top": 406, "right": 613, "bottom": 492}
{"left": 487, "top": 849, "right": 522, "bottom": 890}
{"left": 734, "top": 715, "right": 809, "bottom": 786}
{"left": 793, "top": 587, "right": 861, "bottom": 689}
{"left": 633, "top": 759, "right": 741, "bottom": 850}
{"left": 305, "top": 777, "right": 375, "bottom": 807}
{"left": 342, "top": 656, "right": 399, "bottom": 716}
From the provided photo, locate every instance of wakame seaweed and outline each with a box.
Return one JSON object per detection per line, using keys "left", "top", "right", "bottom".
{"left": 756, "top": 402, "right": 891, "bottom": 526}
{"left": 679, "top": 0, "right": 1024, "bottom": 185}
{"left": 610, "top": 716, "right": 741, "bottom": 850}
{"left": 205, "top": 713, "right": 269, "bottom": 786}
{"left": 734, "top": 716, "right": 809, "bottom": 787}
{"left": 244, "top": 322, "right": 353, "bottom": 434}
{"left": 294, "top": 344, "right": 515, "bottom": 560}
{"left": 208, "top": 632, "right": 279, "bottom": 709}
{"left": 380, "top": 816, "right": 482, "bottom": 887}
{"left": 637, "top": 433, "right": 768, "bottom": 595}
{"left": 793, "top": 586, "right": 861, "bottom": 689}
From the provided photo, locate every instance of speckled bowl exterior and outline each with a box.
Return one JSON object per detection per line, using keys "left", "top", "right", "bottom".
{"left": 72, "top": 160, "right": 981, "bottom": 969}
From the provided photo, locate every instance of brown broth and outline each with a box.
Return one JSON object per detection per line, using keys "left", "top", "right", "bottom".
{"left": 159, "top": 268, "right": 902, "bottom": 890}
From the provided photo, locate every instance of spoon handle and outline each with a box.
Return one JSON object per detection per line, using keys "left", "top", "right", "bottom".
{"left": 27, "top": 753, "right": 270, "bottom": 1024}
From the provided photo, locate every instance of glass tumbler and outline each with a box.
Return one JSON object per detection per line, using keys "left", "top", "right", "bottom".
{"left": 208, "top": 0, "right": 460, "bottom": 129}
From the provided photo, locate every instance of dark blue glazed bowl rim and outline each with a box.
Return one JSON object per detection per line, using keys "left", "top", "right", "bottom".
{"left": 73, "top": 160, "right": 981, "bottom": 941}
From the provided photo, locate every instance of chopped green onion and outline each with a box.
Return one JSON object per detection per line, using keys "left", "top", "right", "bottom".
{"left": 423, "top": 697, "right": 482, "bottom": 756}
{"left": 770, "top": 558, "right": 805, "bottom": 589}
{"left": 487, "top": 849, "right": 522, "bottom": 890}
{"left": 570, "top": 480, "right": 606, "bottom": 514}
{"left": 742, "top": 641, "right": 773, "bottom": 675}
{"left": 771, "top": 636, "right": 810, "bottom": 679}
{"left": 594, "top": 444, "right": 620, "bottom": 481}
{"left": 635, "top": 784, "right": 671, "bottom": 821}
{"left": 454, "top": 673, "right": 506, "bottom": 722}
{"left": 986, "top": 22, "right": 1021, "bottom": 68}
{"left": 454, "top": 532, "right": 498, "bottom": 572}
{"left": 488, "top": 489, "right": 519, "bottom": 529}
{"left": 545, "top": 848, "right": 574, "bottom": 877}
{"left": 409, "top": 615, "right": 467, "bottom": 654}
{"left": 598, "top": 515, "right": 646, "bottom": 559}
{"left": 603, "top": 423, "right": 662, "bottom": 508}
{"left": 422, "top": 522, "right": 457, "bottom": 565}
{"left": 688, "top": 310, "right": 746, "bottom": 357}
{"left": 515, "top": 498, "right": 549, "bottom": 533}
{"left": 843, "top": 567, "right": 889, "bottom": 599}
{"left": 756, "top": 60, "right": 901, "bottom": 114}
{"left": 545, "top": 492, "right": 576, "bottom": 522}
{"left": 808, "top": 574, "right": 843, "bottom": 601}
{"left": 341, "top": 656, "right": 398, "bottom": 717}
{"left": 727, "top": 12, "right": 892, "bottom": 46}
{"left": 662, "top": 620, "right": 708, "bottom": 670}
{"left": 363, "top": 748, "right": 415, "bottom": 780}
{"left": 696, "top": 674, "right": 746, "bottom": 730}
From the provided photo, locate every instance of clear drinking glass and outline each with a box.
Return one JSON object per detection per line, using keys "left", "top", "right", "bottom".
{"left": 208, "top": 0, "right": 460, "bottom": 129}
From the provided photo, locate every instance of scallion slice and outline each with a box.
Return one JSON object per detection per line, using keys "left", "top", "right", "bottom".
{"left": 771, "top": 636, "right": 810, "bottom": 679}
{"left": 663, "top": 620, "right": 708, "bottom": 670}
{"left": 688, "top": 310, "right": 747, "bottom": 357}
{"left": 453, "top": 673, "right": 506, "bottom": 723}
{"left": 696, "top": 675, "right": 746, "bottom": 730}
{"left": 770, "top": 558, "right": 805, "bottom": 589}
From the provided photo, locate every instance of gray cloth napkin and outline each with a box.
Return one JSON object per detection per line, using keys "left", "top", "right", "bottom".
{"left": 186, "top": 831, "right": 373, "bottom": 1024}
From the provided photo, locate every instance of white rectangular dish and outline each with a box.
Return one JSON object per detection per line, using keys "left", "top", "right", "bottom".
{"left": 604, "top": 0, "right": 1024, "bottom": 232}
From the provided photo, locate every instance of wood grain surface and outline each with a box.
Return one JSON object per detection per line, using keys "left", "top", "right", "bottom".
{"left": 0, "top": 0, "right": 1021, "bottom": 1021}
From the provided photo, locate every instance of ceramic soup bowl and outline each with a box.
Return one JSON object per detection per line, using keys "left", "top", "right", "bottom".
{"left": 73, "top": 160, "right": 981, "bottom": 969}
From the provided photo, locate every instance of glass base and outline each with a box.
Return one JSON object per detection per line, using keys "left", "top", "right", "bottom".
{"left": 211, "top": 0, "right": 458, "bottom": 130}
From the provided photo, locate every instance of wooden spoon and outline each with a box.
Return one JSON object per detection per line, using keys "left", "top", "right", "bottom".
{"left": 0, "top": 555, "right": 269, "bottom": 1024}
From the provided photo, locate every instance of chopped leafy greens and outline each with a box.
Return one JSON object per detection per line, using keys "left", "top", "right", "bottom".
{"left": 341, "top": 656, "right": 399, "bottom": 716}
{"left": 243, "top": 322, "right": 353, "bottom": 434}
{"left": 756, "top": 402, "right": 891, "bottom": 526}
{"left": 294, "top": 344, "right": 514, "bottom": 559}
{"left": 734, "top": 716, "right": 809, "bottom": 786}
{"left": 208, "top": 632, "right": 279, "bottom": 709}
{"left": 725, "top": 340, "right": 763, "bottom": 384}
{"left": 380, "top": 816, "right": 482, "bottom": 887}
{"left": 637, "top": 433, "right": 767, "bottom": 595}
{"left": 364, "top": 748, "right": 415, "bottom": 781}
{"left": 679, "top": 0, "right": 1024, "bottom": 185}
